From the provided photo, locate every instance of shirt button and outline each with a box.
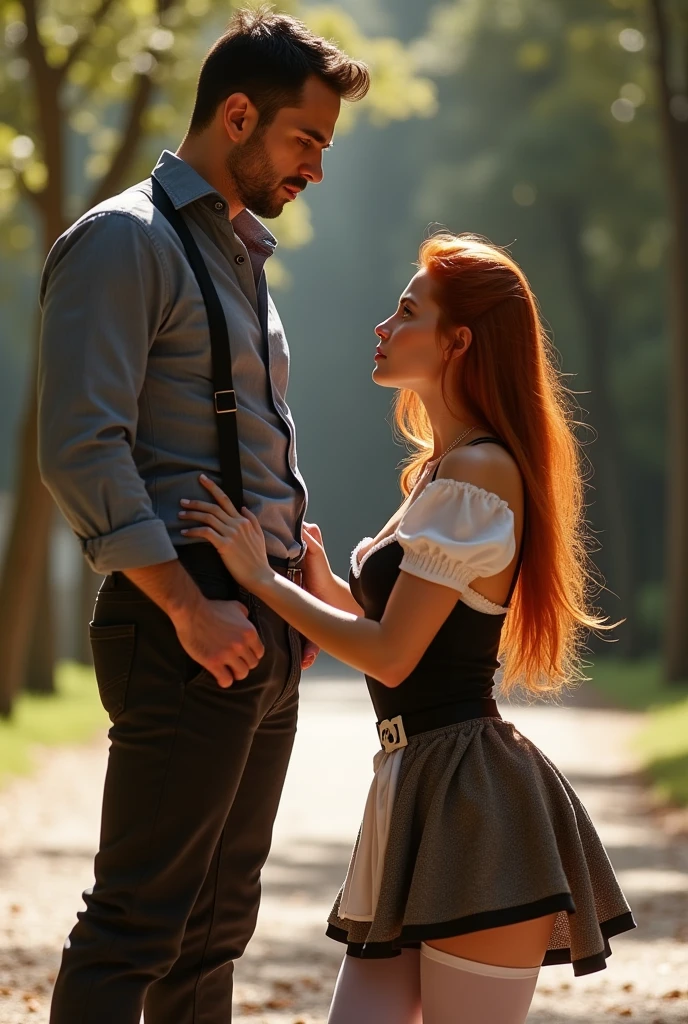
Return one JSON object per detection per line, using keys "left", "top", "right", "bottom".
{"left": 214, "top": 201, "right": 224, "bottom": 211}
{"left": 234, "top": 254, "right": 245, "bottom": 265}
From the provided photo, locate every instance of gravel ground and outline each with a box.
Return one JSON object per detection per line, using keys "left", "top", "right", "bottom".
{"left": 0, "top": 676, "right": 687, "bottom": 1023}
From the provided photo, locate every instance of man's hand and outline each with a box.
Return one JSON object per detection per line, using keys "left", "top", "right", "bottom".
{"left": 172, "top": 596, "right": 264, "bottom": 688}
{"left": 123, "top": 558, "right": 264, "bottom": 689}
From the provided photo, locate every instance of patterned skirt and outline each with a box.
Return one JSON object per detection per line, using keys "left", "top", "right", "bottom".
{"left": 326, "top": 716, "right": 635, "bottom": 976}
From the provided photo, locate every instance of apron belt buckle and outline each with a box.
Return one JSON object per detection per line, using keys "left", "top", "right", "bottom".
{"left": 377, "top": 714, "right": 408, "bottom": 753}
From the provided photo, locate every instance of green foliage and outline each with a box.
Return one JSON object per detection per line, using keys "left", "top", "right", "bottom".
{"left": 590, "top": 657, "right": 688, "bottom": 806}
{"left": 414, "top": 0, "right": 666, "bottom": 345}
{"left": 0, "top": 0, "right": 435, "bottom": 266}
{"left": 0, "top": 660, "right": 105, "bottom": 787}
{"left": 404, "top": 0, "right": 669, "bottom": 643}
{"left": 591, "top": 656, "right": 688, "bottom": 710}
{"left": 640, "top": 698, "right": 688, "bottom": 805}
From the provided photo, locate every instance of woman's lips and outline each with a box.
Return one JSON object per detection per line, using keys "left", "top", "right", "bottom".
{"left": 374, "top": 347, "right": 387, "bottom": 360}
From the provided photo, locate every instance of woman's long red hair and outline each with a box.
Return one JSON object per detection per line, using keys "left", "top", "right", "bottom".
{"left": 395, "top": 233, "right": 604, "bottom": 697}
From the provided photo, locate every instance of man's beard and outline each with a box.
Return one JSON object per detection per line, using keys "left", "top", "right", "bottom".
{"left": 226, "top": 130, "right": 306, "bottom": 219}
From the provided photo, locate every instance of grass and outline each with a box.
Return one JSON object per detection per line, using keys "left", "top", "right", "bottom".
{"left": 0, "top": 660, "right": 106, "bottom": 788}
{"left": 589, "top": 657, "right": 688, "bottom": 806}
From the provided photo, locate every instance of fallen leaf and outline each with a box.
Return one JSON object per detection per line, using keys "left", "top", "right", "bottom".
{"left": 300, "top": 977, "right": 321, "bottom": 991}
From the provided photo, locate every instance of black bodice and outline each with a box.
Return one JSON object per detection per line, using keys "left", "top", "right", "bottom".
{"left": 349, "top": 539, "right": 505, "bottom": 723}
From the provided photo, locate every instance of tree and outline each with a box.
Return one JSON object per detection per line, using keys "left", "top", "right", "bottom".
{"left": 0, "top": 0, "right": 435, "bottom": 716}
{"left": 648, "top": 0, "right": 688, "bottom": 682}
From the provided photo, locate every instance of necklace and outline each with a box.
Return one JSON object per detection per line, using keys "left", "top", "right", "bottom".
{"left": 429, "top": 424, "right": 478, "bottom": 464}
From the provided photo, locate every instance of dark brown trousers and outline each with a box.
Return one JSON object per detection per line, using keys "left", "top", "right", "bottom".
{"left": 49, "top": 545, "right": 301, "bottom": 1024}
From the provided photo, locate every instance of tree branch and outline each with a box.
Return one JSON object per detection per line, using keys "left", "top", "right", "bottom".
{"left": 22, "top": 0, "right": 66, "bottom": 240}
{"left": 21, "top": 0, "right": 50, "bottom": 82}
{"left": 61, "top": 0, "right": 119, "bottom": 78}
{"left": 649, "top": 0, "right": 672, "bottom": 111}
{"left": 84, "top": 72, "right": 154, "bottom": 210}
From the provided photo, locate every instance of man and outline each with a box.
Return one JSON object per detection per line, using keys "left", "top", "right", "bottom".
{"left": 38, "top": 9, "right": 369, "bottom": 1022}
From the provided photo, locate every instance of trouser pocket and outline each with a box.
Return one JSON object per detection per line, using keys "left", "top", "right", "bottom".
{"left": 89, "top": 622, "right": 137, "bottom": 722}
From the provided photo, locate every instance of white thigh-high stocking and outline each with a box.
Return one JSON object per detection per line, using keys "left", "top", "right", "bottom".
{"left": 327, "top": 948, "right": 423, "bottom": 1024}
{"left": 420, "top": 943, "right": 540, "bottom": 1024}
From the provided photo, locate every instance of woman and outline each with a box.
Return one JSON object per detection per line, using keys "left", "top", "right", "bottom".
{"left": 177, "top": 232, "right": 635, "bottom": 1024}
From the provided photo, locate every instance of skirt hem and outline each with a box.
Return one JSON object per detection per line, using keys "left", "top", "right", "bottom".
{"left": 326, "top": 902, "right": 636, "bottom": 977}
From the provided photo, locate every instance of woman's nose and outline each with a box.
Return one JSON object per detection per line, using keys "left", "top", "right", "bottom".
{"left": 375, "top": 322, "right": 390, "bottom": 340}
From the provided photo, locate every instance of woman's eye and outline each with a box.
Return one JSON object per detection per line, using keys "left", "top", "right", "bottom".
{"left": 401, "top": 305, "right": 412, "bottom": 318}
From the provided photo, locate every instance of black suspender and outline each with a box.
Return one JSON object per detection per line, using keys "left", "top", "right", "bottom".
{"left": 150, "top": 177, "right": 244, "bottom": 513}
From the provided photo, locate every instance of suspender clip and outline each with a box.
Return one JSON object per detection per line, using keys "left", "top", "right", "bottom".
{"left": 214, "top": 390, "right": 237, "bottom": 414}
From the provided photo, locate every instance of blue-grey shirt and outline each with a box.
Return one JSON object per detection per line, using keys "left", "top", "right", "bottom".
{"left": 38, "top": 150, "right": 307, "bottom": 572}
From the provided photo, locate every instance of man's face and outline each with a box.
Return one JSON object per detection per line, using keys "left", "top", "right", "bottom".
{"left": 226, "top": 75, "right": 340, "bottom": 219}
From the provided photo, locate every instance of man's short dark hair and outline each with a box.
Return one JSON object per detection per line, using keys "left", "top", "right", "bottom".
{"left": 189, "top": 6, "right": 370, "bottom": 133}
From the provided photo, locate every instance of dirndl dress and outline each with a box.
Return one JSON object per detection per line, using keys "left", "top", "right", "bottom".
{"left": 325, "top": 470, "right": 635, "bottom": 977}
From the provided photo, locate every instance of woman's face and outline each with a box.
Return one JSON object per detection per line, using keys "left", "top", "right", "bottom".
{"left": 372, "top": 270, "right": 448, "bottom": 391}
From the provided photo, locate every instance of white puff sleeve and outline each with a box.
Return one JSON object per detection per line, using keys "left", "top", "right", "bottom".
{"left": 395, "top": 479, "right": 516, "bottom": 593}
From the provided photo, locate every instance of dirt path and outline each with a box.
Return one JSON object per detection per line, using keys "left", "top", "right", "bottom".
{"left": 1, "top": 677, "right": 687, "bottom": 1023}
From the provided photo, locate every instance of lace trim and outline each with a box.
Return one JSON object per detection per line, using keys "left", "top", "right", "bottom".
{"left": 350, "top": 534, "right": 398, "bottom": 580}
{"left": 459, "top": 588, "right": 507, "bottom": 616}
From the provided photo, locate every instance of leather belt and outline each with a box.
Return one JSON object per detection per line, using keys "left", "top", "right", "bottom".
{"left": 268, "top": 559, "right": 304, "bottom": 587}
{"left": 174, "top": 543, "right": 304, "bottom": 587}
{"left": 376, "top": 698, "right": 501, "bottom": 753}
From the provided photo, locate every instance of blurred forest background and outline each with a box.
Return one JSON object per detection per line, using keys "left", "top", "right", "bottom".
{"left": 0, "top": 0, "right": 686, "bottom": 725}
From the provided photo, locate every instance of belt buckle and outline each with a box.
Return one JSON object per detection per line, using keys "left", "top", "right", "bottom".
{"left": 287, "top": 567, "right": 303, "bottom": 587}
{"left": 377, "top": 714, "right": 408, "bottom": 753}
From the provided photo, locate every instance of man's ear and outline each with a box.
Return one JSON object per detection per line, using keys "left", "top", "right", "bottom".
{"left": 222, "top": 92, "right": 260, "bottom": 144}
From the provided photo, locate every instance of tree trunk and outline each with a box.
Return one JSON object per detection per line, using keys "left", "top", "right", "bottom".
{"left": 553, "top": 201, "right": 639, "bottom": 656}
{"left": 24, "top": 558, "right": 56, "bottom": 694}
{"left": 0, "top": 3, "right": 166, "bottom": 717}
{"left": 0, "top": 370, "right": 57, "bottom": 716}
{"left": 649, "top": 0, "right": 688, "bottom": 682}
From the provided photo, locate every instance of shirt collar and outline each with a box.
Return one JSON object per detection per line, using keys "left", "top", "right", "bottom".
{"left": 151, "top": 150, "right": 277, "bottom": 252}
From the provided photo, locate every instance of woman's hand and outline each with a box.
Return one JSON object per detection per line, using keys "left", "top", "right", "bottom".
{"left": 302, "top": 521, "right": 335, "bottom": 600}
{"left": 179, "top": 475, "right": 273, "bottom": 592}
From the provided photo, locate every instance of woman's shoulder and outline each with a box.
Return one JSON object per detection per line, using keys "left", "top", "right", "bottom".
{"left": 435, "top": 440, "right": 523, "bottom": 514}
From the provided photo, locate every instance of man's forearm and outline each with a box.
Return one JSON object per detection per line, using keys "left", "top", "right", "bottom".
{"left": 123, "top": 559, "right": 203, "bottom": 624}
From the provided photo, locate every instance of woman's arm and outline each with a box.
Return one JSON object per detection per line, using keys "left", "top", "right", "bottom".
{"left": 252, "top": 569, "right": 459, "bottom": 687}
{"left": 179, "top": 476, "right": 458, "bottom": 686}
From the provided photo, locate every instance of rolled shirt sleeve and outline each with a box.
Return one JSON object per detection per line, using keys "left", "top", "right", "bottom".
{"left": 38, "top": 209, "right": 178, "bottom": 574}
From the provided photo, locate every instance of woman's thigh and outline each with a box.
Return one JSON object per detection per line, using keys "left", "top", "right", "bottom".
{"left": 425, "top": 913, "right": 557, "bottom": 968}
